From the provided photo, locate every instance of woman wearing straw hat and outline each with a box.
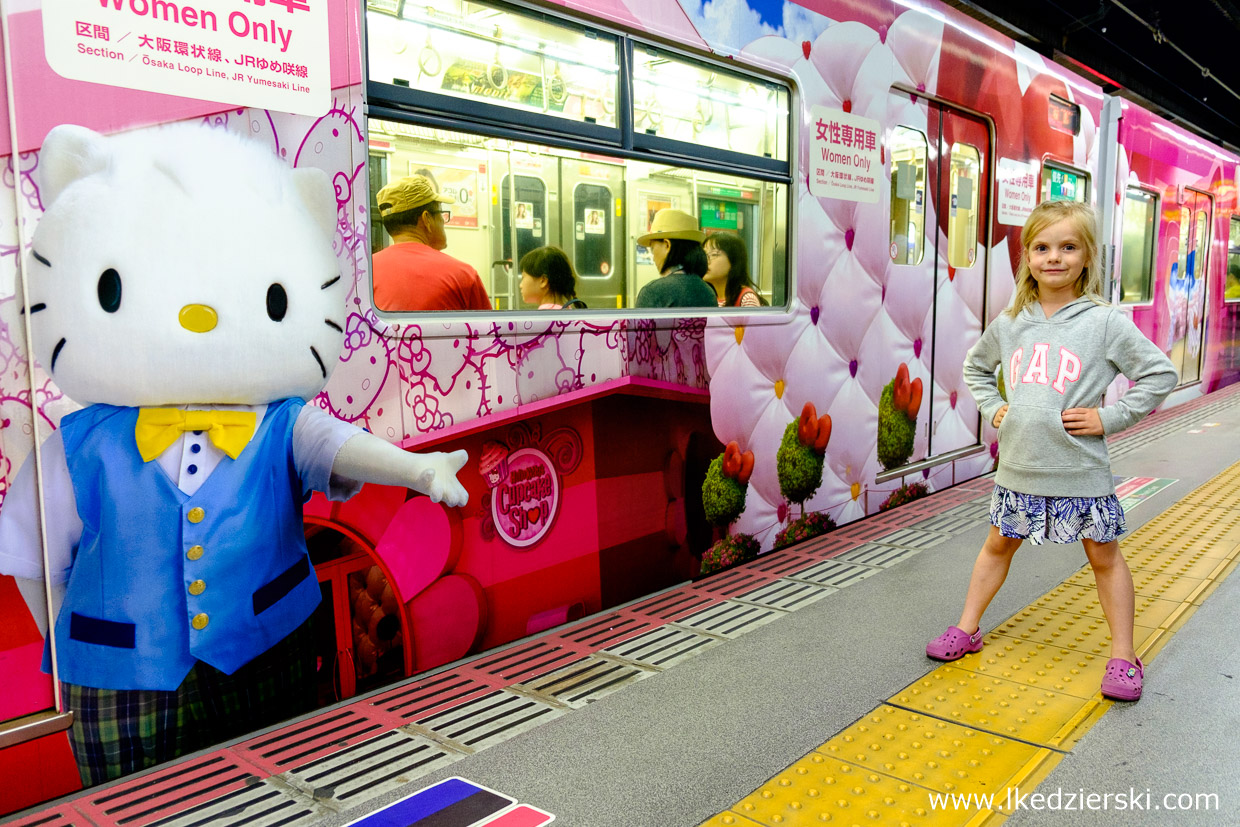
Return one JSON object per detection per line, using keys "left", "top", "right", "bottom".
{"left": 635, "top": 209, "right": 718, "bottom": 308}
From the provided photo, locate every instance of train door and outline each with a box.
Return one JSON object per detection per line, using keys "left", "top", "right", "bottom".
{"left": 562, "top": 160, "right": 625, "bottom": 308}
{"left": 887, "top": 95, "right": 990, "bottom": 469}
{"left": 492, "top": 150, "right": 559, "bottom": 310}
{"left": 928, "top": 106, "right": 989, "bottom": 455}
{"left": 1167, "top": 188, "right": 1212, "bottom": 385}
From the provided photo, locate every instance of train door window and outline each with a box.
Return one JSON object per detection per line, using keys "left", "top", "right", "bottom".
{"left": 1227, "top": 217, "right": 1240, "bottom": 301}
{"left": 369, "top": 151, "right": 391, "bottom": 254}
{"left": 1041, "top": 163, "right": 1089, "bottom": 203}
{"left": 1167, "top": 190, "right": 1212, "bottom": 386}
{"left": 1119, "top": 187, "right": 1157, "bottom": 303}
{"left": 889, "top": 126, "right": 927, "bottom": 266}
{"left": 632, "top": 49, "right": 788, "bottom": 163}
{"left": 947, "top": 142, "right": 981, "bottom": 268}
{"left": 573, "top": 182, "right": 614, "bottom": 280}
{"left": 367, "top": 1, "right": 620, "bottom": 129}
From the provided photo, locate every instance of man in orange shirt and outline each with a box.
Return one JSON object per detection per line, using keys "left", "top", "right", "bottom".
{"left": 372, "top": 174, "right": 491, "bottom": 311}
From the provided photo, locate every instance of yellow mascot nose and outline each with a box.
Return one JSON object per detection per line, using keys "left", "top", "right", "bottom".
{"left": 179, "top": 304, "right": 218, "bottom": 333}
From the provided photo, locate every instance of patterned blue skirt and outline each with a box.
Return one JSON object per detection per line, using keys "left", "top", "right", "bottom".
{"left": 989, "top": 484, "right": 1127, "bottom": 545}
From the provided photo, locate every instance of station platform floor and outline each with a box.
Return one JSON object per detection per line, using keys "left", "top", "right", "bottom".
{"left": 8, "top": 383, "right": 1240, "bottom": 827}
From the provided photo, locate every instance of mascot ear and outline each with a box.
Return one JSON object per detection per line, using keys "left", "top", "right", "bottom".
{"left": 39, "top": 124, "right": 110, "bottom": 208}
{"left": 291, "top": 167, "right": 337, "bottom": 239}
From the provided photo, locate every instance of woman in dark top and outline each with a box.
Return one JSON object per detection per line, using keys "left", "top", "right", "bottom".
{"left": 635, "top": 209, "right": 717, "bottom": 308}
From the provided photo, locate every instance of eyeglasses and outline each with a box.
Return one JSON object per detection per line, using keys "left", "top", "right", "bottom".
{"left": 432, "top": 210, "right": 451, "bottom": 223}
{"left": 705, "top": 249, "right": 724, "bottom": 260}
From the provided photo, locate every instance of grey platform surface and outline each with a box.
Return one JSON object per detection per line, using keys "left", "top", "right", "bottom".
{"left": 305, "top": 398, "right": 1240, "bottom": 827}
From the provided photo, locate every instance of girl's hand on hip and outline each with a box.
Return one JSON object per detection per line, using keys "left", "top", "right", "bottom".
{"left": 1062, "top": 407, "right": 1104, "bottom": 436}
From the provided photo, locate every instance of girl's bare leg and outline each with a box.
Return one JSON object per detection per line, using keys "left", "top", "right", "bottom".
{"left": 1083, "top": 538, "right": 1137, "bottom": 663}
{"left": 957, "top": 526, "right": 1024, "bottom": 633}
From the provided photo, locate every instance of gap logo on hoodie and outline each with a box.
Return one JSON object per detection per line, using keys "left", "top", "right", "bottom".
{"left": 1009, "top": 344, "right": 1083, "bottom": 394}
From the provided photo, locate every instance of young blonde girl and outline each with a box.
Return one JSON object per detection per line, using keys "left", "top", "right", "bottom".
{"left": 927, "top": 200, "right": 1177, "bottom": 702}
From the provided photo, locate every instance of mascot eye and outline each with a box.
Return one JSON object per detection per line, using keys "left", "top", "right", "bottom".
{"left": 266, "top": 283, "right": 288, "bottom": 322}
{"left": 97, "top": 268, "right": 122, "bottom": 313}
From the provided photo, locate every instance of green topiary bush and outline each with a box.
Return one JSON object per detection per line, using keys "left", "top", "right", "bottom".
{"left": 702, "top": 455, "right": 748, "bottom": 526}
{"left": 877, "top": 380, "right": 916, "bottom": 469}
{"left": 776, "top": 420, "right": 824, "bottom": 506}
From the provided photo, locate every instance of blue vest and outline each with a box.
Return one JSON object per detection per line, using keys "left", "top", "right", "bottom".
{"left": 52, "top": 399, "right": 321, "bottom": 691}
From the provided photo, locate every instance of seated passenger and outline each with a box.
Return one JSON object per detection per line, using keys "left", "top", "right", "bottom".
{"left": 372, "top": 174, "right": 491, "bottom": 312}
{"left": 520, "top": 246, "right": 585, "bottom": 309}
{"left": 635, "top": 209, "right": 717, "bottom": 309}
{"left": 704, "top": 232, "right": 766, "bottom": 308}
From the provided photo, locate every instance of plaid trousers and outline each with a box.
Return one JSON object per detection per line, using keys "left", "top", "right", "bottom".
{"left": 65, "top": 615, "right": 317, "bottom": 787}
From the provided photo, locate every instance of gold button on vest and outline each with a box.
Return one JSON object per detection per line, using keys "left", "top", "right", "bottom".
{"left": 187, "top": 545, "right": 204, "bottom": 561}
{"left": 191, "top": 613, "right": 209, "bottom": 630}
{"left": 187, "top": 507, "right": 205, "bottom": 524}
{"left": 188, "top": 580, "right": 206, "bottom": 596}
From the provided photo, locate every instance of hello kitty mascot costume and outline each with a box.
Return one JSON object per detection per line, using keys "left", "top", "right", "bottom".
{"left": 0, "top": 123, "right": 468, "bottom": 786}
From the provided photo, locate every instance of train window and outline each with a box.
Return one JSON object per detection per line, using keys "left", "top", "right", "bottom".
{"left": 889, "top": 127, "right": 927, "bottom": 266}
{"left": 1047, "top": 95, "right": 1081, "bottom": 136}
{"left": 1120, "top": 187, "right": 1157, "bottom": 303}
{"left": 367, "top": 1, "right": 619, "bottom": 128}
{"left": 364, "top": 0, "right": 792, "bottom": 315}
{"left": 1041, "top": 163, "right": 1089, "bottom": 203}
{"left": 368, "top": 118, "right": 788, "bottom": 311}
{"left": 631, "top": 49, "right": 788, "bottom": 163}
{"left": 947, "top": 142, "right": 980, "bottom": 268}
{"left": 1227, "top": 218, "right": 1240, "bottom": 301}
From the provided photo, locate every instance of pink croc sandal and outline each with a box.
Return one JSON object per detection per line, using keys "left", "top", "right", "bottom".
{"left": 926, "top": 626, "right": 984, "bottom": 661}
{"left": 1101, "top": 657, "right": 1144, "bottom": 701}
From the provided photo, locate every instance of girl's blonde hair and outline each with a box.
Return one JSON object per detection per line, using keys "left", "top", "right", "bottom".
{"left": 1007, "top": 200, "right": 1107, "bottom": 317}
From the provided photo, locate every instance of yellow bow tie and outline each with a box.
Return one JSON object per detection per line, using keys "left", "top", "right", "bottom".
{"left": 134, "top": 408, "right": 257, "bottom": 462}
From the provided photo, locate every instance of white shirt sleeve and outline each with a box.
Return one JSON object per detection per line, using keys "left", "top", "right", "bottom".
{"left": 0, "top": 429, "right": 81, "bottom": 584}
{"left": 293, "top": 404, "right": 365, "bottom": 502}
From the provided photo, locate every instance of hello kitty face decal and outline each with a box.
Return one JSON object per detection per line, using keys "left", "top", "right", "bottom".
{"left": 26, "top": 123, "right": 346, "bottom": 407}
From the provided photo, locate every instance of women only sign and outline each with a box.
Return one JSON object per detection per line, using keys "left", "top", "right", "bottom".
{"left": 43, "top": 0, "right": 329, "bottom": 116}
{"left": 809, "top": 106, "right": 881, "bottom": 204}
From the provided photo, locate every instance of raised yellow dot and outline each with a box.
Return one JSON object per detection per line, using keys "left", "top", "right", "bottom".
{"left": 188, "top": 580, "right": 206, "bottom": 596}
{"left": 191, "top": 613, "right": 209, "bottom": 630}
{"left": 187, "top": 545, "right": 204, "bottom": 561}
{"left": 851, "top": 482, "right": 861, "bottom": 500}
{"left": 188, "top": 507, "right": 205, "bottom": 523}
{"left": 735, "top": 326, "right": 745, "bottom": 344}
{"left": 774, "top": 379, "right": 785, "bottom": 398}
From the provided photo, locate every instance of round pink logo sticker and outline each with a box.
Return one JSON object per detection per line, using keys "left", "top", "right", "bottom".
{"left": 491, "top": 447, "right": 560, "bottom": 548}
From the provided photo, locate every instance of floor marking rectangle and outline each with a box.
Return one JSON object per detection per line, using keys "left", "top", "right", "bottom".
{"left": 476, "top": 804, "right": 555, "bottom": 826}
{"left": 343, "top": 777, "right": 513, "bottom": 827}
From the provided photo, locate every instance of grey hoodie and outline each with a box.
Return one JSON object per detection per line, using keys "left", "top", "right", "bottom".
{"left": 964, "top": 297, "right": 1178, "bottom": 497}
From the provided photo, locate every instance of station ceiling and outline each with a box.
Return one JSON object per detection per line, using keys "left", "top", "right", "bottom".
{"left": 947, "top": 0, "right": 1240, "bottom": 152}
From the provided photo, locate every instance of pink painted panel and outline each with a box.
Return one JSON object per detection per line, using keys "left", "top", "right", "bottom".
{"left": 7, "top": 0, "right": 360, "bottom": 154}
{"left": 0, "top": 641, "right": 52, "bottom": 720}
{"left": 407, "top": 573, "right": 487, "bottom": 671}
{"left": 376, "top": 497, "right": 463, "bottom": 603}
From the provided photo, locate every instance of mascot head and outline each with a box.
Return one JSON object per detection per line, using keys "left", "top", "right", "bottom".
{"left": 27, "top": 123, "right": 346, "bottom": 407}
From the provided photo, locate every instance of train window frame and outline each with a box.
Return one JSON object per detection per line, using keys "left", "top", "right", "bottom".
{"left": 362, "top": 0, "right": 794, "bottom": 322}
{"left": 1227, "top": 216, "right": 1240, "bottom": 303}
{"left": 1118, "top": 185, "right": 1159, "bottom": 306}
{"left": 888, "top": 125, "right": 928, "bottom": 267}
{"left": 1039, "top": 160, "right": 1090, "bottom": 204}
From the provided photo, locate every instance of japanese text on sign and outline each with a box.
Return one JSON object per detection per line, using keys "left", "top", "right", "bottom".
{"left": 808, "top": 106, "right": 880, "bottom": 204}
{"left": 44, "top": 0, "right": 329, "bottom": 117}
{"left": 997, "top": 157, "right": 1038, "bottom": 226}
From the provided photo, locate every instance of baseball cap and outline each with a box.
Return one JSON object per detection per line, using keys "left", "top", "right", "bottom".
{"left": 375, "top": 174, "right": 455, "bottom": 217}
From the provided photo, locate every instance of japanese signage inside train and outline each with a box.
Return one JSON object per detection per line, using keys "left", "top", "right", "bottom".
{"left": 808, "top": 105, "right": 880, "bottom": 204}
{"left": 997, "top": 157, "right": 1038, "bottom": 226}
{"left": 43, "top": 0, "right": 329, "bottom": 116}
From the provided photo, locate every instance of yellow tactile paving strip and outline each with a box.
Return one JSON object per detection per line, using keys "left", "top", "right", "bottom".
{"left": 702, "top": 461, "right": 1240, "bottom": 826}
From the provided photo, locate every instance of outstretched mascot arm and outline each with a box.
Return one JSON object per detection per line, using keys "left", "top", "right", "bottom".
{"left": 332, "top": 431, "right": 469, "bottom": 507}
